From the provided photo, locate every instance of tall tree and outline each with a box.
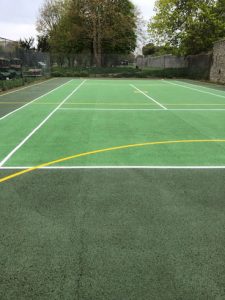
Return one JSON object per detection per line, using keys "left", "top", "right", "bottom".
{"left": 37, "top": 35, "right": 50, "bottom": 52}
{"left": 142, "top": 43, "right": 156, "bottom": 56}
{"left": 78, "top": 0, "right": 137, "bottom": 66}
{"left": 19, "top": 37, "right": 35, "bottom": 50}
{"left": 36, "top": 0, "right": 137, "bottom": 66}
{"left": 36, "top": 0, "right": 65, "bottom": 35}
{"left": 148, "top": 0, "right": 225, "bottom": 55}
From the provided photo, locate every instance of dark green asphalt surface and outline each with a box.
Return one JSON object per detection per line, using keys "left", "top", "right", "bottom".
{"left": 1, "top": 169, "right": 225, "bottom": 299}
{"left": 0, "top": 78, "right": 71, "bottom": 118}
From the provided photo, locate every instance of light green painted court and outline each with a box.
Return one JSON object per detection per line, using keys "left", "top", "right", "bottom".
{"left": 1, "top": 78, "right": 225, "bottom": 299}
{"left": 1, "top": 78, "right": 225, "bottom": 170}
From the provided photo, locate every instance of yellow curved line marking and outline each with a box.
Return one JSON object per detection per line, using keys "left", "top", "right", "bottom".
{"left": 0, "top": 139, "right": 225, "bottom": 183}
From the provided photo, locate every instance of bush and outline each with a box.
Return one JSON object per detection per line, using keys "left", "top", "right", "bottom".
{"left": 0, "top": 78, "right": 23, "bottom": 91}
{"left": 65, "top": 72, "right": 74, "bottom": 77}
{"left": 51, "top": 66, "right": 137, "bottom": 77}
{"left": 0, "top": 77, "right": 49, "bottom": 92}
{"left": 50, "top": 65, "right": 210, "bottom": 80}
{"left": 79, "top": 71, "right": 89, "bottom": 77}
{"left": 51, "top": 71, "right": 64, "bottom": 77}
{"left": 186, "top": 68, "right": 210, "bottom": 80}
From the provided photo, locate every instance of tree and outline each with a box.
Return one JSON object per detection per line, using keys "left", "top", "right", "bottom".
{"left": 77, "top": 0, "right": 137, "bottom": 66}
{"left": 19, "top": 37, "right": 35, "bottom": 50}
{"left": 142, "top": 42, "right": 179, "bottom": 56}
{"left": 37, "top": 0, "right": 91, "bottom": 65}
{"left": 36, "top": 0, "right": 137, "bottom": 66}
{"left": 148, "top": 0, "right": 225, "bottom": 55}
{"left": 36, "top": 0, "right": 66, "bottom": 35}
{"left": 37, "top": 35, "right": 50, "bottom": 52}
{"left": 142, "top": 43, "right": 156, "bottom": 56}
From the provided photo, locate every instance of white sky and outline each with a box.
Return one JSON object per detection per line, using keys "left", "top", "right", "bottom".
{"left": 0, "top": 0, "right": 155, "bottom": 42}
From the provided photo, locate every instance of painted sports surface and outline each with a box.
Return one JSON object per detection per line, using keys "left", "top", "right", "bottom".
{"left": 1, "top": 78, "right": 225, "bottom": 169}
{"left": 1, "top": 78, "right": 225, "bottom": 299}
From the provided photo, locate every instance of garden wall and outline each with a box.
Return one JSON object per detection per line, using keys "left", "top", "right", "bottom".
{"left": 210, "top": 39, "right": 225, "bottom": 84}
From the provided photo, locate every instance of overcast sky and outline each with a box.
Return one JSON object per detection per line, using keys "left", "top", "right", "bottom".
{"left": 0, "top": 0, "right": 155, "bottom": 42}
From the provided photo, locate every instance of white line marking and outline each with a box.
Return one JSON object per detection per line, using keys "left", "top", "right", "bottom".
{"left": 59, "top": 108, "right": 162, "bottom": 111}
{"left": 0, "top": 78, "right": 55, "bottom": 97}
{"left": 176, "top": 80, "right": 225, "bottom": 94}
{"left": 169, "top": 109, "right": 225, "bottom": 111}
{"left": 59, "top": 108, "right": 225, "bottom": 112}
{"left": 0, "top": 79, "right": 73, "bottom": 121}
{"left": 130, "top": 84, "right": 167, "bottom": 110}
{"left": 163, "top": 80, "right": 225, "bottom": 99}
{"left": 0, "top": 80, "right": 87, "bottom": 167}
{"left": 1, "top": 166, "right": 225, "bottom": 170}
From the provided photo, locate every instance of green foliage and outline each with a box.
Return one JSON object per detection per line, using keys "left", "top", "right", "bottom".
{"left": 0, "top": 77, "right": 48, "bottom": 92}
{"left": 19, "top": 37, "right": 35, "bottom": 50}
{"left": 37, "top": 35, "right": 50, "bottom": 52}
{"left": 51, "top": 66, "right": 136, "bottom": 77}
{"left": 142, "top": 43, "right": 179, "bottom": 56}
{"left": 51, "top": 71, "right": 64, "bottom": 77}
{"left": 37, "top": 0, "right": 137, "bottom": 66}
{"left": 148, "top": 0, "right": 225, "bottom": 55}
{"left": 142, "top": 43, "right": 156, "bottom": 56}
{"left": 50, "top": 66, "right": 209, "bottom": 79}
{"left": 0, "top": 79, "right": 23, "bottom": 91}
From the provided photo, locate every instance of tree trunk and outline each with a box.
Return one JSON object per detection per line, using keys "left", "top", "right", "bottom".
{"left": 97, "top": 11, "right": 102, "bottom": 67}
{"left": 92, "top": 11, "right": 102, "bottom": 67}
{"left": 93, "top": 18, "right": 98, "bottom": 66}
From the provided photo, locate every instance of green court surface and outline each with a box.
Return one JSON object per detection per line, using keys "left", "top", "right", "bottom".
{"left": 1, "top": 78, "right": 225, "bottom": 299}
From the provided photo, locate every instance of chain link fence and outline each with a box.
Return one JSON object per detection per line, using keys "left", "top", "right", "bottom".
{"left": 49, "top": 52, "right": 136, "bottom": 78}
{"left": 0, "top": 37, "right": 50, "bottom": 80}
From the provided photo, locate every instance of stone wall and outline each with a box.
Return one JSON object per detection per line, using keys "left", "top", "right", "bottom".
{"left": 210, "top": 40, "right": 225, "bottom": 84}
{"left": 136, "top": 54, "right": 187, "bottom": 69}
{"left": 136, "top": 43, "right": 225, "bottom": 83}
{"left": 136, "top": 52, "right": 212, "bottom": 80}
{"left": 164, "top": 55, "right": 187, "bottom": 68}
{"left": 187, "top": 53, "right": 212, "bottom": 71}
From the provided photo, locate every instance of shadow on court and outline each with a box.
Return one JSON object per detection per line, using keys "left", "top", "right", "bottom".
{"left": 0, "top": 169, "right": 225, "bottom": 299}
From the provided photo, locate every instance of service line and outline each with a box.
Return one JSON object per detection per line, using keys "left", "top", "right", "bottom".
{"left": 163, "top": 80, "right": 225, "bottom": 99}
{"left": 130, "top": 84, "right": 167, "bottom": 110}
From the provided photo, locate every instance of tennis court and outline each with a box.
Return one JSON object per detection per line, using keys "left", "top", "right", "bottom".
{"left": 1, "top": 78, "right": 225, "bottom": 299}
